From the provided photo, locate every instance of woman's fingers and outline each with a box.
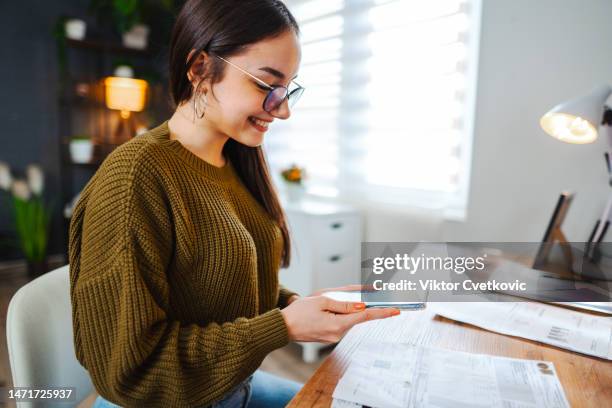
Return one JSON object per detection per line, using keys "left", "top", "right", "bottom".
{"left": 336, "top": 307, "right": 400, "bottom": 329}
{"left": 321, "top": 298, "right": 401, "bottom": 324}
{"left": 322, "top": 297, "right": 365, "bottom": 314}
{"left": 365, "top": 307, "right": 401, "bottom": 320}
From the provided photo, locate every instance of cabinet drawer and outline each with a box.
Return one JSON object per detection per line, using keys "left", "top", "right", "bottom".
{"left": 310, "top": 215, "right": 359, "bottom": 256}
{"left": 315, "top": 253, "right": 360, "bottom": 290}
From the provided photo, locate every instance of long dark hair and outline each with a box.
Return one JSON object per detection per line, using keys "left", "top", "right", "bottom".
{"left": 169, "top": 0, "right": 299, "bottom": 267}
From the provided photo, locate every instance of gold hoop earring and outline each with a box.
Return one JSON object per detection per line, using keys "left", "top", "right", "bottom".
{"left": 194, "top": 91, "right": 208, "bottom": 119}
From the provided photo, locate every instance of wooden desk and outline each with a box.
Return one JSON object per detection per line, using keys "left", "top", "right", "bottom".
{"left": 287, "top": 306, "right": 612, "bottom": 407}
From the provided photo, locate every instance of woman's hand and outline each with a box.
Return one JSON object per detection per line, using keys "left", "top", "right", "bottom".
{"left": 280, "top": 295, "right": 400, "bottom": 343}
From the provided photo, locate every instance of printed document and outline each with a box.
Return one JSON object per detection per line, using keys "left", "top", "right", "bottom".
{"left": 332, "top": 342, "right": 570, "bottom": 408}
{"left": 433, "top": 302, "right": 612, "bottom": 360}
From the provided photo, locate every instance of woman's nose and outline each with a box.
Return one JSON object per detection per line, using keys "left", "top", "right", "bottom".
{"left": 272, "top": 98, "right": 292, "bottom": 120}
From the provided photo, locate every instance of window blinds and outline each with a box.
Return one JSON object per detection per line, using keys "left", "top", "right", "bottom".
{"left": 265, "top": 0, "right": 481, "bottom": 216}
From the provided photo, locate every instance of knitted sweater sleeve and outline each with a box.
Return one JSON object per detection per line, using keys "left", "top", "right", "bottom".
{"left": 278, "top": 285, "right": 300, "bottom": 308}
{"left": 69, "top": 151, "right": 289, "bottom": 407}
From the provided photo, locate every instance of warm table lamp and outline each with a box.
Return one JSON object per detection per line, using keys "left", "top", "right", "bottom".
{"left": 104, "top": 76, "right": 148, "bottom": 144}
{"left": 540, "top": 84, "right": 612, "bottom": 259}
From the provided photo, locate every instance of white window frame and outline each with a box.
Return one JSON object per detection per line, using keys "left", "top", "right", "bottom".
{"left": 267, "top": 0, "right": 482, "bottom": 221}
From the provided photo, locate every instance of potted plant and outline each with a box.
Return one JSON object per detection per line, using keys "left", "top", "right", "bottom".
{"left": 89, "top": 0, "right": 176, "bottom": 49}
{"left": 65, "top": 18, "right": 87, "bottom": 40}
{"left": 123, "top": 23, "right": 149, "bottom": 50}
{"left": 69, "top": 135, "right": 94, "bottom": 163}
{"left": 0, "top": 162, "right": 53, "bottom": 277}
{"left": 281, "top": 164, "right": 306, "bottom": 202}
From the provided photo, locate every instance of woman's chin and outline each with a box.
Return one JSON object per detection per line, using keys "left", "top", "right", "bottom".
{"left": 235, "top": 132, "right": 265, "bottom": 147}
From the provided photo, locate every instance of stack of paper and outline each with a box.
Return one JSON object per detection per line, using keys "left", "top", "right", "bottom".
{"left": 432, "top": 302, "right": 612, "bottom": 360}
{"left": 332, "top": 342, "right": 570, "bottom": 408}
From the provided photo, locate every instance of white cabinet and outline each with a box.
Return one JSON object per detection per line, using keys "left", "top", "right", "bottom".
{"left": 279, "top": 200, "right": 362, "bottom": 362}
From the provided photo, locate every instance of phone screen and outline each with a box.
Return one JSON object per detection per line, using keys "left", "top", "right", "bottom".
{"left": 322, "top": 291, "right": 426, "bottom": 310}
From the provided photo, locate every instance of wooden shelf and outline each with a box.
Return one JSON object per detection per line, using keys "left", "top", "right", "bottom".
{"left": 65, "top": 38, "right": 152, "bottom": 56}
{"left": 57, "top": 33, "right": 170, "bottom": 258}
{"left": 64, "top": 160, "right": 101, "bottom": 168}
{"left": 58, "top": 97, "right": 102, "bottom": 108}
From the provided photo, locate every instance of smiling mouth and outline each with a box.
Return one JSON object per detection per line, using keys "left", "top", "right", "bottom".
{"left": 248, "top": 116, "right": 271, "bottom": 132}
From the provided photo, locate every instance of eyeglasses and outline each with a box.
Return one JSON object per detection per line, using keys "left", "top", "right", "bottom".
{"left": 216, "top": 55, "right": 305, "bottom": 114}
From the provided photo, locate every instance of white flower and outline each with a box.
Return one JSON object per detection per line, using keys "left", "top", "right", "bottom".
{"left": 0, "top": 161, "right": 12, "bottom": 191}
{"left": 12, "top": 179, "right": 31, "bottom": 201}
{"left": 26, "top": 164, "right": 44, "bottom": 196}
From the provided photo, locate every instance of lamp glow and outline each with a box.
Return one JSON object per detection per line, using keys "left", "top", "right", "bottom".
{"left": 104, "top": 77, "right": 148, "bottom": 118}
{"left": 540, "top": 112, "right": 597, "bottom": 144}
{"left": 539, "top": 85, "right": 612, "bottom": 144}
{"left": 103, "top": 77, "right": 149, "bottom": 144}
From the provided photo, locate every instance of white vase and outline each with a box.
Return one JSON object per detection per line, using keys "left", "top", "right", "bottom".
{"left": 122, "top": 24, "right": 149, "bottom": 50}
{"left": 70, "top": 140, "right": 93, "bottom": 163}
{"left": 285, "top": 183, "right": 305, "bottom": 203}
{"left": 65, "top": 19, "right": 86, "bottom": 40}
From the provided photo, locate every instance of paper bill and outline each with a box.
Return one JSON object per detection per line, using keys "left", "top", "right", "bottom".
{"left": 333, "top": 342, "right": 570, "bottom": 408}
{"left": 433, "top": 302, "right": 612, "bottom": 360}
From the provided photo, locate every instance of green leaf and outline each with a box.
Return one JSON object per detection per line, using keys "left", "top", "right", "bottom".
{"left": 113, "top": 0, "right": 139, "bottom": 16}
{"left": 10, "top": 195, "right": 51, "bottom": 262}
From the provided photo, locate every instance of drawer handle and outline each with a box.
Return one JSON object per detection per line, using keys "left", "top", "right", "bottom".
{"left": 329, "top": 255, "right": 342, "bottom": 262}
{"left": 330, "top": 222, "right": 343, "bottom": 229}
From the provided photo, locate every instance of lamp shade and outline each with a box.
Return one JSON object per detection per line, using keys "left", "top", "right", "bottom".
{"left": 540, "top": 84, "right": 612, "bottom": 144}
{"left": 104, "top": 77, "right": 148, "bottom": 113}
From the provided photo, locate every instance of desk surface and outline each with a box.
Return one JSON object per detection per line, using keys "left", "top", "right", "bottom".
{"left": 287, "top": 306, "right": 612, "bottom": 407}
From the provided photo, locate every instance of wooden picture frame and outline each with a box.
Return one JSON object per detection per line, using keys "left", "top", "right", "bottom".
{"left": 533, "top": 192, "right": 574, "bottom": 270}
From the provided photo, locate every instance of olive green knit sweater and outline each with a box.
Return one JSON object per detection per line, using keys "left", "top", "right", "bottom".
{"left": 68, "top": 121, "right": 298, "bottom": 407}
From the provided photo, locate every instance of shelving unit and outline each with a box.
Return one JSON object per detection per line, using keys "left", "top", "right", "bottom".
{"left": 57, "top": 37, "right": 170, "bottom": 260}
{"left": 65, "top": 38, "right": 155, "bottom": 56}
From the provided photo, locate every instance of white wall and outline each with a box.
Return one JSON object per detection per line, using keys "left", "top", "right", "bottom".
{"left": 361, "top": 0, "right": 612, "bottom": 243}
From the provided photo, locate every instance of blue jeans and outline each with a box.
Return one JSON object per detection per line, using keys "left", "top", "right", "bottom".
{"left": 92, "top": 370, "right": 302, "bottom": 408}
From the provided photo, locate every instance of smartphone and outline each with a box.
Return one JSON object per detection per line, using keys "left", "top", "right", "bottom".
{"left": 322, "top": 291, "right": 426, "bottom": 310}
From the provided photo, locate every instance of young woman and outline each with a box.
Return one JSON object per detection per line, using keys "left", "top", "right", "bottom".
{"left": 69, "top": 1, "right": 399, "bottom": 407}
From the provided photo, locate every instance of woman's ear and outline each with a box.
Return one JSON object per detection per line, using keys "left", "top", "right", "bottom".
{"left": 186, "top": 50, "right": 211, "bottom": 90}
